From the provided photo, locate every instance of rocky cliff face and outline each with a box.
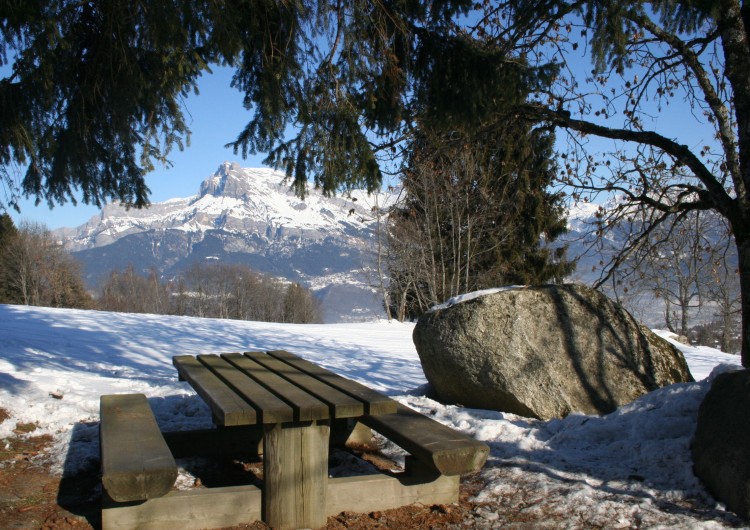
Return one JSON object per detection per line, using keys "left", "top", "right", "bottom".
{"left": 57, "top": 162, "right": 393, "bottom": 322}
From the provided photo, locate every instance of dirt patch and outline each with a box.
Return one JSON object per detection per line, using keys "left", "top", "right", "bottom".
{"left": 0, "top": 411, "right": 94, "bottom": 529}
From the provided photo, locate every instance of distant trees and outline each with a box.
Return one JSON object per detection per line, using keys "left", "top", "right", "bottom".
{"left": 620, "top": 211, "right": 720, "bottom": 337}
{"left": 387, "top": 126, "right": 573, "bottom": 320}
{"left": 692, "top": 317, "right": 741, "bottom": 354}
{"left": 176, "top": 262, "right": 322, "bottom": 323}
{"left": 98, "top": 265, "right": 170, "bottom": 314}
{"left": 0, "top": 211, "right": 322, "bottom": 323}
{"left": 97, "top": 262, "right": 323, "bottom": 324}
{"left": 0, "top": 215, "right": 92, "bottom": 308}
{"left": 647, "top": 214, "right": 738, "bottom": 341}
{"left": 607, "top": 208, "right": 741, "bottom": 351}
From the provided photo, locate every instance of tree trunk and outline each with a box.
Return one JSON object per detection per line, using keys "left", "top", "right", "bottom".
{"left": 679, "top": 283, "right": 690, "bottom": 338}
{"left": 738, "top": 235, "right": 750, "bottom": 365}
{"left": 715, "top": 0, "right": 750, "bottom": 363}
{"left": 374, "top": 195, "right": 392, "bottom": 321}
{"left": 664, "top": 297, "right": 675, "bottom": 334}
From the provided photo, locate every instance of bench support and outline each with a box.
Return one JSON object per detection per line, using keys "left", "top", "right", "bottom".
{"left": 263, "top": 420, "right": 330, "bottom": 530}
{"left": 102, "top": 468, "right": 456, "bottom": 530}
{"left": 102, "top": 485, "right": 262, "bottom": 530}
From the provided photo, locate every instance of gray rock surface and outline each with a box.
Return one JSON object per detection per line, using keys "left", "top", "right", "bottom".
{"left": 692, "top": 369, "right": 750, "bottom": 519}
{"left": 413, "top": 284, "right": 693, "bottom": 420}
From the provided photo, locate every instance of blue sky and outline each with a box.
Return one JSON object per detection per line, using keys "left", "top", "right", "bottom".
{"left": 10, "top": 66, "right": 270, "bottom": 230}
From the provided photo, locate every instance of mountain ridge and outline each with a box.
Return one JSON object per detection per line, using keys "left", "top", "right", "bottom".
{"left": 60, "top": 162, "right": 381, "bottom": 250}
{"left": 57, "top": 162, "right": 393, "bottom": 322}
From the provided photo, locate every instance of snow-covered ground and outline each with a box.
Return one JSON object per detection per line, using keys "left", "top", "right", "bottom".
{"left": 0, "top": 303, "right": 745, "bottom": 527}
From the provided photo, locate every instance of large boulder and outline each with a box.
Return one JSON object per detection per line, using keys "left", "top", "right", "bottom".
{"left": 692, "top": 369, "right": 750, "bottom": 519}
{"left": 413, "top": 284, "right": 693, "bottom": 420}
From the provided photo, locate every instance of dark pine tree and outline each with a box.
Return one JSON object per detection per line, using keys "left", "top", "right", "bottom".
{"left": 388, "top": 120, "right": 573, "bottom": 320}
{"left": 0, "top": 213, "right": 19, "bottom": 303}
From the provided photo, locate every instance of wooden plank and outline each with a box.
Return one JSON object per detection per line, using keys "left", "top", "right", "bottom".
{"left": 226, "top": 352, "right": 329, "bottom": 422}
{"left": 327, "top": 473, "right": 459, "bottom": 515}
{"left": 247, "top": 350, "right": 364, "bottom": 419}
{"left": 360, "top": 403, "right": 490, "bottom": 476}
{"left": 263, "top": 420, "right": 330, "bottom": 530}
{"left": 199, "top": 354, "right": 294, "bottom": 424}
{"left": 102, "top": 485, "right": 262, "bottom": 530}
{"left": 266, "top": 349, "right": 397, "bottom": 415}
{"left": 102, "top": 473, "right": 456, "bottom": 530}
{"left": 173, "top": 355, "right": 255, "bottom": 426}
{"left": 100, "top": 394, "right": 177, "bottom": 502}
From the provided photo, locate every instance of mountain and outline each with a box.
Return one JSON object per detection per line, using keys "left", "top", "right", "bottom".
{"left": 58, "top": 163, "right": 726, "bottom": 330}
{"left": 56, "top": 164, "right": 632, "bottom": 324}
{"left": 57, "top": 162, "right": 392, "bottom": 322}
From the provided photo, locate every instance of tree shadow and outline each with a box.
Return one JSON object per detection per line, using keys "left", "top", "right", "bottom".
{"left": 449, "top": 387, "right": 746, "bottom": 528}
{"left": 57, "top": 421, "right": 102, "bottom": 529}
{"left": 481, "top": 438, "right": 746, "bottom": 527}
{"left": 547, "top": 285, "right": 672, "bottom": 415}
{"left": 0, "top": 304, "right": 423, "bottom": 399}
{"left": 0, "top": 371, "right": 30, "bottom": 395}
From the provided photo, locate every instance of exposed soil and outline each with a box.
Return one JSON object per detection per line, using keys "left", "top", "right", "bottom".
{"left": 0, "top": 409, "right": 98, "bottom": 529}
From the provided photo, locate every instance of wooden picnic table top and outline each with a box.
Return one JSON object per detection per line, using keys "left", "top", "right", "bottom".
{"left": 173, "top": 350, "right": 397, "bottom": 427}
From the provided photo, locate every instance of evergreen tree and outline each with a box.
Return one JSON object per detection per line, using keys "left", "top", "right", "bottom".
{"left": 0, "top": 0, "right": 306, "bottom": 209}
{"left": 0, "top": 213, "right": 18, "bottom": 303}
{"left": 389, "top": 122, "right": 572, "bottom": 319}
{"left": 0, "top": 1, "right": 478, "bottom": 209}
{"left": 0, "top": 213, "right": 16, "bottom": 245}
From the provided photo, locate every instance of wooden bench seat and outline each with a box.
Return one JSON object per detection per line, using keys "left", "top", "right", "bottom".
{"left": 100, "top": 394, "right": 178, "bottom": 503}
{"left": 360, "top": 403, "right": 490, "bottom": 476}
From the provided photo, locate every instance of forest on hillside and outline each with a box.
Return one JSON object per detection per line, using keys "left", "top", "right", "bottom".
{"left": 0, "top": 215, "right": 322, "bottom": 324}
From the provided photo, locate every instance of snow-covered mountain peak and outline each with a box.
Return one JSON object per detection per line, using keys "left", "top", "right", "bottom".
{"left": 199, "top": 162, "right": 285, "bottom": 200}
{"left": 59, "top": 163, "right": 386, "bottom": 251}
{"left": 56, "top": 163, "right": 394, "bottom": 322}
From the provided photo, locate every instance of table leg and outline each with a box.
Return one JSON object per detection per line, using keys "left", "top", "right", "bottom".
{"left": 263, "top": 420, "right": 330, "bottom": 530}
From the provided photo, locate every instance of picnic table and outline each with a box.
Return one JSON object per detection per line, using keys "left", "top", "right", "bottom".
{"left": 100, "top": 350, "right": 489, "bottom": 530}
{"left": 174, "top": 350, "right": 397, "bottom": 529}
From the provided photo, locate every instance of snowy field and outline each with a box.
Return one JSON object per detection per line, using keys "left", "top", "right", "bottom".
{"left": 0, "top": 303, "right": 746, "bottom": 528}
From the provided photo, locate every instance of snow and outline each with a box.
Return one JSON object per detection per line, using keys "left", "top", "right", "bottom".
{"left": 430, "top": 286, "right": 525, "bottom": 311}
{"left": 0, "top": 303, "right": 745, "bottom": 527}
